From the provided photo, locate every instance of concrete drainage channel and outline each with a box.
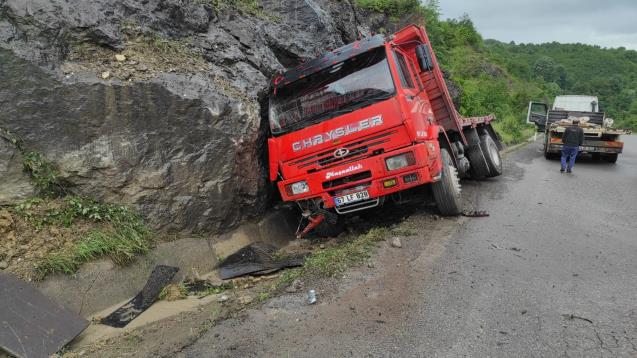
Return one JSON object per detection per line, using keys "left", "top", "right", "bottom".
{"left": 25, "top": 207, "right": 300, "bottom": 348}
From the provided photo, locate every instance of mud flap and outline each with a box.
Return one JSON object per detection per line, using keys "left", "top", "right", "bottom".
{"left": 218, "top": 243, "right": 305, "bottom": 280}
{"left": 101, "top": 265, "right": 179, "bottom": 328}
{"left": 0, "top": 273, "right": 89, "bottom": 358}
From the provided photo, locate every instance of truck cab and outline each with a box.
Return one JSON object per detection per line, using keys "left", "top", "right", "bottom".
{"left": 268, "top": 25, "right": 503, "bottom": 237}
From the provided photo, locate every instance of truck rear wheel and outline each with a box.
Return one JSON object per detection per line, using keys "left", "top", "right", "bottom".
{"left": 479, "top": 134, "right": 503, "bottom": 177}
{"left": 466, "top": 144, "right": 490, "bottom": 180}
{"left": 432, "top": 149, "right": 462, "bottom": 216}
{"left": 603, "top": 153, "right": 618, "bottom": 163}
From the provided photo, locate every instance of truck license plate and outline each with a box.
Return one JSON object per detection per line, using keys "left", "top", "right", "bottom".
{"left": 334, "top": 190, "right": 370, "bottom": 206}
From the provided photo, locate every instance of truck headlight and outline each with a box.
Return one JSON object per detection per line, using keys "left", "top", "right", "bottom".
{"left": 385, "top": 152, "right": 415, "bottom": 171}
{"left": 286, "top": 181, "right": 310, "bottom": 196}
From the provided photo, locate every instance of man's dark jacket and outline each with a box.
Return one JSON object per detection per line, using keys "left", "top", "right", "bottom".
{"left": 562, "top": 124, "right": 584, "bottom": 147}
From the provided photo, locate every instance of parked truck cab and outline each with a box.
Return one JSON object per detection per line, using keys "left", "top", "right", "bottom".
{"left": 267, "top": 25, "right": 504, "bottom": 237}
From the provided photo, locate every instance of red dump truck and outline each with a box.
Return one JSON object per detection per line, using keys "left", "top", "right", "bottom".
{"left": 267, "top": 24, "right": 503, "bottom": 237}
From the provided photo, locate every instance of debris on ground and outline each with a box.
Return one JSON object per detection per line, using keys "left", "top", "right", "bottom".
{"left": 238, "top": 296, "right": 253, "bottom": 305}
{"left": 391, "top": 237, "right": 403, "bottom": 248}
{"left": 285, "top": 279, "right": 303, "bottom": 293}
{"left": 217, "top": 294, "right": 229, "bottom": 303}
{"left": 0, "top": 272, "right": 89, "bottom": 358}
{"left": 561, "top": 313, "right": 593, "bottom": 324}
{"left": 462, "top": 210, "right": 490, "bottom": 217}
{"left": 162, "top": 283, "right": 186, "bottom": 301}
{"left": 217, "top": 243, "right": 306, "bottom": 280}
{"left": 307, "top": 289, "right": 317, "bottom": 305}
{"left": 101, "top": 265, "right": 179, "bottom": 328}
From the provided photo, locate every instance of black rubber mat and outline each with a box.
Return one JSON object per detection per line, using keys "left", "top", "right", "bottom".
{"left": 218, "top": 243, "right": 305, "bottom": 280}
{"left": 0, "top": 272, "right": 89, "bottom": 358}
{"left": 100, "top": 265, "right": 178, "bottom": 328}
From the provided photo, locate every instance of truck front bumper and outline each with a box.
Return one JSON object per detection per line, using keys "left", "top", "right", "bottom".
{"left": 278, "top": 142, "right": 442, "bottom": 214}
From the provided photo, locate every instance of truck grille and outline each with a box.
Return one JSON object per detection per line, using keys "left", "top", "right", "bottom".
{"left": 292, "top": 130, "right": 397, "bottom": 172}
{"left": 322, "top": 171, "right": 372, "bottom": 190}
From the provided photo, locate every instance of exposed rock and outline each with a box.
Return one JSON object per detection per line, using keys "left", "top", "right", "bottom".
{"left": 0, "top": 0, "right": 383, "bottom": 235}
{"left": 217, "top": 294, "right": 229, "bottom": 302}
{"left": 0, "top": 139, "right": 35, "bottom": 205}
{"left": 391, "top": 237, "right": 402, "bottom": 248}
{"left": 0, "top": 261, "right": 8, "bottom": 270}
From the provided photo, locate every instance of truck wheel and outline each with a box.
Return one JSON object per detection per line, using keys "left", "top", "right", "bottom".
{"left": 314, "top": 219, "right": 345, "bottom": 238}
{"left": 432, "top": 149, "right": 462, "bottom": 216}
{"left": 479, "top": 134, "right": 503, "bottom": 177}
{"left": 603, "top": 154, "right": 618, "bottom": 163}
{"left": 466, "top": 145, "right": 489, "bottom": 180}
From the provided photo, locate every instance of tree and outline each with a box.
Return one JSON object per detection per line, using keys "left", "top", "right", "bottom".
{"left": 533, "top": 56, "right": 555, "bottom": 82}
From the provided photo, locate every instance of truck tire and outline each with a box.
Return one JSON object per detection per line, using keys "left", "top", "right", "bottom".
{"left": 466, "top": 145, "right": 490, "bottom": 180}
{"left": 432, "top": 149, "right": 462, "bottom": 216}
{"left": 603, "top": 153, "right": 618, "bottom": 163}
{"left": 479, "top": 134, "right": 503, "bottom": 177}
{"left": 314, "top": 219, "right": 345, "bottom": 238}
{"left": 543, "top": 137, "right": 558, "bottom": 159}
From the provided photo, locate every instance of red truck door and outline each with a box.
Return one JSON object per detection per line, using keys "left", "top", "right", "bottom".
{"left": 393, "top": 49, "right": 429, "bottom": 141}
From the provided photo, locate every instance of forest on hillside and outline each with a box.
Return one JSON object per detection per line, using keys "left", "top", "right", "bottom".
{"left": 356, "top": 0, "right": 637, "bottom": 142}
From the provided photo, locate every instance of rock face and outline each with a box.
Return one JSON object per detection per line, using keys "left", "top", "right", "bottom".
{"left": 0, "top": 0, "right": 379, "bottom": 234}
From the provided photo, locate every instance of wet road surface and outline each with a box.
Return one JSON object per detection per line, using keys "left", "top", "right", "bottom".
{"left": 182, "top": 136, "right": 637, "bottom": 357}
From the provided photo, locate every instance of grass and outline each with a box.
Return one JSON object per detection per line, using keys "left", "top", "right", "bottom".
{"left": 11, "top": 195, "right": 152, "bottom": 278}
{"left": 36, "top": 223, "right": 150, "bottom": 277}
{"left": 270, "top": 227, "right": 390, "bottom": 291}
{"left": 22, "top": 151, "right": 64, "bottom": 196}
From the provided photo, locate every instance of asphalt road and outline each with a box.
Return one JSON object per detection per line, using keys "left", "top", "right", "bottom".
{"left": 182, "top": 136, "right": 637, "bottom": 357}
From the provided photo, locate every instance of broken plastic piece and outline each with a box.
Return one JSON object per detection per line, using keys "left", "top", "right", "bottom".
{"left": 101, "top": 265, "right": 179, "bottom": 328}
{"left": 0, "top": 273, "right": 88, "bottom": 358}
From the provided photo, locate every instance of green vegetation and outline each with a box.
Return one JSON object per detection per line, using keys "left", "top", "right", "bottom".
{"left": 273, "top": 227, "right": 389, "bottom": 290}
{"left": 14, "top": 196, "right": 152, "bottom": 277}
{"left": 356, "top": 0, "right": 637, "bottom": 140}
{"left": 8, "top": 147, "right": 153, "bottom": 278}
{"left": 486, "top": 40, "right": 637, "bottom": 129}
{"left": 22, "top": 151, "right": 64, "bottom": 196}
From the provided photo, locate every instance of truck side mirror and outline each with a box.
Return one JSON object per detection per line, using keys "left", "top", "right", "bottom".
{"left": 415, "top": 44, "right": 434, "bottom": 72}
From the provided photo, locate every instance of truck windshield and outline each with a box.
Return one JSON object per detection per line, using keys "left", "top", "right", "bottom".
{"left": 269, "top": 47, "right": 395, "bottom": 136}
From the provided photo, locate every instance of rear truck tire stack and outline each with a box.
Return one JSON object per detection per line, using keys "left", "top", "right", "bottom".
{"left": 479, "top": 134, "right": 503, "bottom": 177}
{"left": 432, "top": 149, "right": 463, "bottom": 216}
{"left": 464, "top": 128, "right": 502, "bottom": 179}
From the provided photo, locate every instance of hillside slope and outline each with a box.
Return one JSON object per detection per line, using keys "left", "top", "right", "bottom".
{"left": 486, "top": 40, "right": 637, "bottom": 130}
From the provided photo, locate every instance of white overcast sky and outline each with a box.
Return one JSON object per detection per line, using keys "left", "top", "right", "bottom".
{"left": 438, "top": 0, "right": 637, "bottom": 50}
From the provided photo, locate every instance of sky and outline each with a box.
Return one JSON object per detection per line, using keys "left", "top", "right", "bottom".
{"left": 438, "top": 0, "right": 637, "bottom": 50}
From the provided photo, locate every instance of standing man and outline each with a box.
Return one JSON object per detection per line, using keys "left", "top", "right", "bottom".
{"left": 560, "top": 119, "right": 584, "bottom": 173}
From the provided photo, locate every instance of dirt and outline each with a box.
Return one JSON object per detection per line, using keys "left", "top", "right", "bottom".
{"left": 63, "top": 25, "right": 210, "bottom": 83}
{"left": 0, "top": 200, "right": 111, "bottom": 281}
{"left": 62, "top": 198, "right": 449, "bottom": 357}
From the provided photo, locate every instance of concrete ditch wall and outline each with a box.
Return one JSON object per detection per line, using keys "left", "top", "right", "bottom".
{"left": 37, "top": 207, "right": 298, "bottom": 316}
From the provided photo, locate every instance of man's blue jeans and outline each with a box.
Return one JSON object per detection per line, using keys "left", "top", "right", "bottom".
{"left": 561, "top": 146, "right": 578, "bottom": 170}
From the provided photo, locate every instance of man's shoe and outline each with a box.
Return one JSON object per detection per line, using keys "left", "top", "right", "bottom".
{"left": 566, "top": 169, "right": 572, "bottom": 174}
{"left": 560, "top": 168, "right": 565, "bottom": 173}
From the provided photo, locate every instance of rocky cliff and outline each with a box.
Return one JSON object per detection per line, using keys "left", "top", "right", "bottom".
{"left": 0, "top": 0, "right": 394, "bottom": 234}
